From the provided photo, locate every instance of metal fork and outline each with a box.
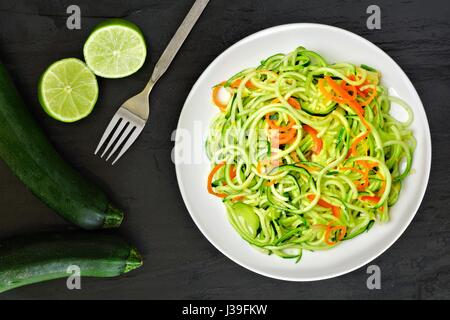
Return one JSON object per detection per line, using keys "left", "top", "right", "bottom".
{"left": 95, "top": 0, "right": 210, "bottom": 165}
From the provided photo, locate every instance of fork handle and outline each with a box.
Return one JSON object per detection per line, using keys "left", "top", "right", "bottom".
{"left": 142, "top": 0, "right": 209, "bottom": 95}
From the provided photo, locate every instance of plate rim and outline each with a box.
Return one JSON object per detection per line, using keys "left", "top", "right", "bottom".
{"left": 174, "top": 23, "right": 432, "bottom": 281}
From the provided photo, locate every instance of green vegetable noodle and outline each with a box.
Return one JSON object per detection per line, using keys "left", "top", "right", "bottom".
{"left": 0, "top": 232, "right": 143, "bottom": 293}
{"left": 0, "top": 62, "right": 123, "bottom": 230}
{"left": 206, "top": 47, "right": 415, "bottom": 262}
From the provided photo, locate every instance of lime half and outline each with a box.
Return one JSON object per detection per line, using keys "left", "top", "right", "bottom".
{"left": 38, "top": 58, "right": 98, "bottom": 123}
{"left": 83, "top": 19, "right": 147, "bottom": 79}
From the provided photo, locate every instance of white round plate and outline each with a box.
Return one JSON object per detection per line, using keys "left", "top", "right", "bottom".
{"left": 174, "top": 24, "right": 431, "bottom": 281}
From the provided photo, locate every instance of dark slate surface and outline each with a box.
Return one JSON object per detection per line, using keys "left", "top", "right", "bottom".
{"left": 0, "top": 0, "right": 448, "bottom": 300}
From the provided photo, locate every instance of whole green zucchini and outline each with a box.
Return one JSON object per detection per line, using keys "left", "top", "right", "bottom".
{"left": 0, "top": 62, "right": 123, "bottom": 229}
{"left": 0, "top": 232, "right": 143, "bottom": 293}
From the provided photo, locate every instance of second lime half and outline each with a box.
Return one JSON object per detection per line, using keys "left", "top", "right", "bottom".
{"left": 83, "top": 19, "right": 147, "bottom": 79}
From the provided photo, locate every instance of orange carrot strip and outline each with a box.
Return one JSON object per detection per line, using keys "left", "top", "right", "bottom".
{"left": 232, "top": 195, "right": 246, "bottom": 202}
{"left": 231, "top": 79, "right": 256, "bottom": 89}
{"left": 287, "top": 97, "right": 301, "bottom": 109}
{"left": 307, "top": 195, "right": 341, "bottom": 218}
{"left": 207, "top": 162, "right": 227, "bottom": 198}
{"left": 318, "top": 79, "right": 346, "bottom": 103}
{"left": 212, "top": 81, "right": 228, "bottom": 111}
{"left": 341, "top": 166, "right": 369, "bottom": 191}
{"left": 230, "top": 165, "right": 237, "bottom": 180}
{"left": 326, "top": 77, "right": 373, "bottom": 146}
{"left": 325, "top": 76, "right": 365, "bottom": 115}
{"left": 341, "top": 166, "right": 365, "bottom": 176}
{"left": 336, "top": 226, "right": 347, "bottom": 241}
{"left": 360, "top": 195, "right": 381, "bottom": 203}
{"left": 356, "top": 160, "right": 378, "bottom": 169}
{"left": 359, "top": 87, "right": 377, "bottom": 106}
{"left": 342, "top": 83, "right": 357, "bottom": 100}
{"left": 325, "top": 225, "right": 347, "bottom": 246}
{"left": 348, "top": 131, "right": 370, "bottom": 157}
{"left": 265, "top": 113, "right": 298, "bottom": 145}
{"left": 303, "top": 125, "right": 323, "bottom": 154}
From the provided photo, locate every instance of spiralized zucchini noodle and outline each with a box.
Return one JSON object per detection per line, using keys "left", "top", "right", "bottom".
{"left": 205, "top": 47, "right": 415, "bottom": 262}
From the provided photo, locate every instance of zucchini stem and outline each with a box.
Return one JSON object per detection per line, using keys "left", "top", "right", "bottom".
{"left": 125, "top": 247, "right": 143, "bottom": 273}
{"left": 103, "top": 204, "right": 124, "bottom": 228}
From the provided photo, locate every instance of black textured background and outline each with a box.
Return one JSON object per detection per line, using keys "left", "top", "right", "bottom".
{"left": 0, "top": 0, "right": 448, "bottom": 300}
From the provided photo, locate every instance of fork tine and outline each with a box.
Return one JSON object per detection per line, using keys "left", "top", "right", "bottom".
{"left": 111, "top": 126, "right": 144, "bottom": 165}
{"left": 100, "top": 120, "right": 129, "bottom": 158}
{"left": 105, "top": 124, "right": 135, "bottom": 161}
{"left": 94, "top": 114, "right": 123, "bottom": 155}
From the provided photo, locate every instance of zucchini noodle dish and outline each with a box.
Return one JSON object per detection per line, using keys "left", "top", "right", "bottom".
{"left": 206, "top": 47, "right": 415, "bottom": 262}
